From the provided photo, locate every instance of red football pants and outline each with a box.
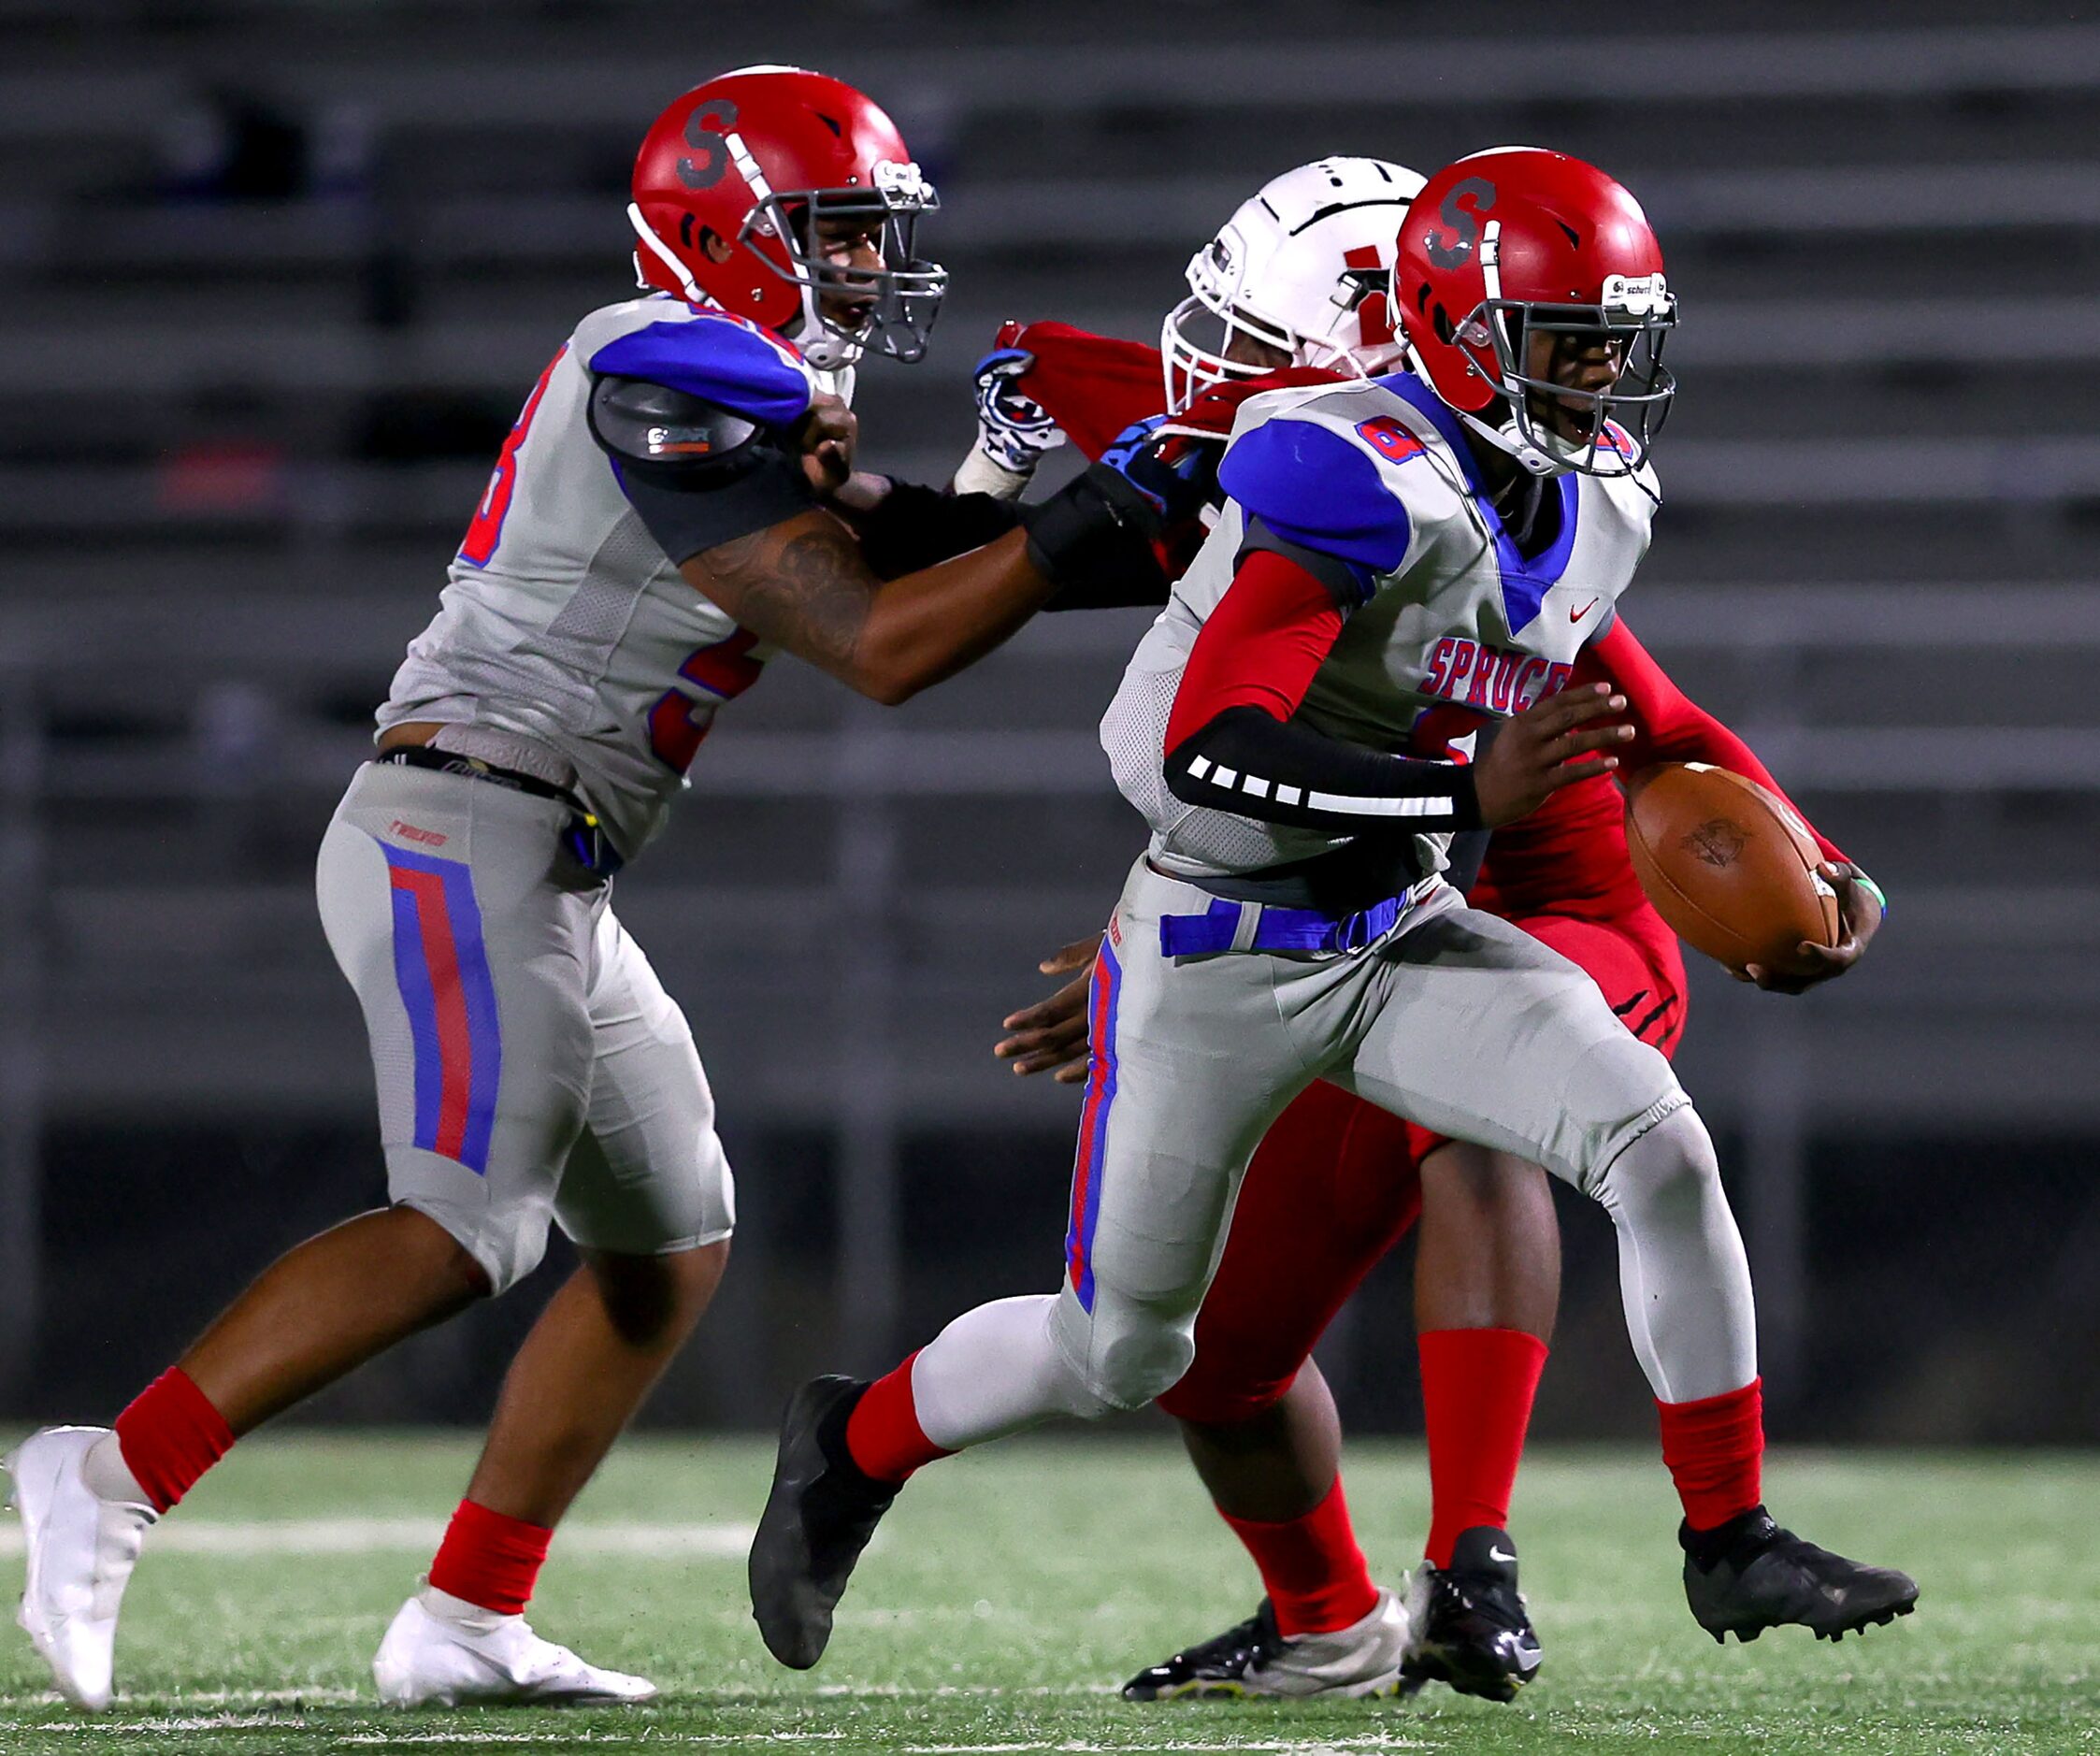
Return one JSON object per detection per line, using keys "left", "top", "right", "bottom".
{"left": 1155, "top": 909, "right": 1687, "bottom": 1425}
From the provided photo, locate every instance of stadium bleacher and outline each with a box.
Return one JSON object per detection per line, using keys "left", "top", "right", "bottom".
{"left": 1, "top": 1, "right": 2095, "bottom": 1439}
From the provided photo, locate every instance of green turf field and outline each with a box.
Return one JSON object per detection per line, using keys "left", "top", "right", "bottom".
{"left": 2, "top": 1432, "right": 2094, "bottom": 1754}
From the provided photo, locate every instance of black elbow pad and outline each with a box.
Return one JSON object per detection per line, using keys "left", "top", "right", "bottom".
{"left": 588, "top": 374, "right": 815, "bottom": 563}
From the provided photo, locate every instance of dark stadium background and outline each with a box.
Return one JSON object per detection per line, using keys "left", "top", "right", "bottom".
{"left": 1, "top": 0, "right": 2094, "bottom": 1451}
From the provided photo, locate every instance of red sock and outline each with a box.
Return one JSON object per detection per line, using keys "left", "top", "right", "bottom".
{"left": 1658, "top": 1377, "right": 1764, "bottom": 1531}
{"left": 427, "top": 1499, "right": 554, "bottom": 1617}
{"left": 845, "top": 1353, "right": 952, "bottom": 1485}
{"left": 1418, "top": 1327, "right": 1548, "bottom": 1568}
{"left": 1219, "top": 1475, "right": 1379, "bottom": 1637}
{"left": 113, "top": 1368, "right": 236, "bottom": 1514}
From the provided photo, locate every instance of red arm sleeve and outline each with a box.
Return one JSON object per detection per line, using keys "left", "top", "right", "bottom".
{"left": 1165, "top": 550, "right": 1345, "bottom": 750}
{"left": 1161, "top": 551, "right": 1483, "bottom": 832}
{"left": 1575, "top": 617, "right": 1846, "bottom": 864}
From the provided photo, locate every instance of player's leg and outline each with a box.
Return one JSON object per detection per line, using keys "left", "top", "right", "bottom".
{"left": 1130, "top": 1082, "right": 1560, "bottom": 1705}
{"left": 1400, "top": 1137, "right": 1556, "bottom": 1700}
{"left": 378, "top": 904, "right": 735, "bottom": 1707}
{"left": 1341, "top": 903, "right": 1916, "bottom": 1642}
{"left": 1394, "top": 917, "right": 1680, "bottom": 1700}
{"left": 749, "top": 864, "right": 1316, "bottom": 1669}
{"left": 1124, "top": 1081, "right": 1420, "bottom": 1700}
{"left": 6, "top": 768, "right": 595, "bottom": 1711}
{"left": 1515, "top": 911, "right": 1768, "bottom": 1537}
{"left": 1413, "top": 1140, "right": 1558, "bottom": 1558}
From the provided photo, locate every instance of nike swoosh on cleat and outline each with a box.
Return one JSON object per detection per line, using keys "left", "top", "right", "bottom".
{"left": 1489, "top": 1546, "right": 1517, "bottom": 1563}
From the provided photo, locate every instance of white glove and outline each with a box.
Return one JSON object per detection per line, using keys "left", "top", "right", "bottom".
{"left": 952, "top": 339, "right": 1065, "bottom": 499}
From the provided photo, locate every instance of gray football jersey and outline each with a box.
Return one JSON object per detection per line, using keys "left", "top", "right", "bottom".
{"left": 1101, "top": 371, "right": 1659, "bottom": 888}
{"left": 380, "top": 294, "right": 850, "bottom": 861}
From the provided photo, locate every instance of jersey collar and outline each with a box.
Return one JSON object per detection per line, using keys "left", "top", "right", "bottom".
{"left": 1377, "top": 371, "right": 1579, "bottom": 637}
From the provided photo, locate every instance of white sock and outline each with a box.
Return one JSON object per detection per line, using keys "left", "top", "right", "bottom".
{"left": 417, "top": 1579, "right": 518, "bottom": 1633}
{"left": 909, "top": 1294, "right": 1105, "bottom": 1451}
{"left": 80, "top": 1432, "right": 153, "bottom": 1509}
{"left": 1592, "top": 1105, "right": 1759, "bottom": 1403}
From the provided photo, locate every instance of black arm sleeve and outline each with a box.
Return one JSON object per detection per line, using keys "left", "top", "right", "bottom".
{"left": 1164, "top": 705, "right": 1484, "bottom": 834}
{"left": 856, "top": 474, "right": 1169, "bottom": 608}
{"left": 851, "top": 479, "right": 1022, "bottom": 580}
{"left": 587, "top": 374, "right": 817, "bottom": 565}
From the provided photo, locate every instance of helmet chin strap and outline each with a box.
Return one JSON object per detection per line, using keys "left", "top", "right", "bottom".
{"left": 1401, "top": 333, "right": 1566, "bottom": 480}
{"left": 1458, "top": 400, "right": 1568, "bottom": 478}
{"left": 1465, "top": 219, "right": 1567, "bottom": 479}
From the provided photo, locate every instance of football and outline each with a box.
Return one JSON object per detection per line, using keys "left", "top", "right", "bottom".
{"left": 1624, "top": 762, "right": 1841, "bottom": 976}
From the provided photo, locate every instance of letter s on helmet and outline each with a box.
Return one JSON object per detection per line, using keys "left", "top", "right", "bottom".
{"left": 628, "top": 65, "right": 946, "bottom": 368}
{"left": 1394, "top": 147, "right": 1676, "bottom": 482}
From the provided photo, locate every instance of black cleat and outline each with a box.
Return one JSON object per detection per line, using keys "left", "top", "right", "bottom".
{"left": 748, "top": 1375, "right": 899, "bottom": 1669}
{"left": 1681, "top": 1506, "right": 1919, "bottom": 1645}
{"left": 1121, "top": 1592, "right": 1409, "bottom": 1700}
{"left": 1400, "top": 1527, "right": 1543, "bottom": 1703}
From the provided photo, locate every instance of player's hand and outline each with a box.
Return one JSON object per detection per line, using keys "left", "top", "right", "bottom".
{"left": 1098, "top": 415, "right": 1221, "bottom": 525}
{"left": 799, "top": 394, "right": 858, "bottom": 494}
{"left": 1738, "top": 861, "right": 1884, "bottom": 993}
{"left": 970, "top": 338, "right": 1067, "bottom": 476}
{"left": 993, "top": 936, "right": 1100, "bottom": 1084}
{"left": 1472, "top": 683, "right": 1633, "bottom": 828}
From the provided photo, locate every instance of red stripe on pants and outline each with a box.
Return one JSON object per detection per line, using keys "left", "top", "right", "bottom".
{"left": 391, "top": 865, "right": 476, "bottom": 1161}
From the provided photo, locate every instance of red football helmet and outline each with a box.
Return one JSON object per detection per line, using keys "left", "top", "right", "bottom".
{"left": 1393, "top": 147, "right": 1675, "bottom": 481}
{"left": 628, "top": 65, "right": 945, "bottom": 367}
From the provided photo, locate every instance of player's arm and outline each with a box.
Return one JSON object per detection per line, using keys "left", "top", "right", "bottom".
{"left": 1577, "top": 616, "right": 1883, "bottom": 988}
{"left": 1163, "top": 551, "right": 1626, "bottom": 829}
{"left": 1164, "top": 417, "right": 1629, "bottom": 831}
{"left": 592, "top": 378, "right": 1168, "bottom": 704}
{"left": 683, "top": 510, "right": 1048, "bottom": 704}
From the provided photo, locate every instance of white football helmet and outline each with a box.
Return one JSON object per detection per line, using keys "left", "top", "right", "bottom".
{"left": 1162, "top": 156, "right": 1426, "bottom": 413}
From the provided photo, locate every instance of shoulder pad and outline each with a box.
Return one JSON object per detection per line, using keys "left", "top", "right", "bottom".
{"left": 586, "top": 314, "right": 814, "bottom": 429}
{"left": 587, "top": 376, "right": 775, "bottom": 485}
{"left": 1217, "top": 413, "right": 1412, "bottom": 577}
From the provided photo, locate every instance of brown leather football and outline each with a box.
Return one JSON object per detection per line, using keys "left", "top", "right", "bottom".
{"left": 1624, "top": 763, "right": 1841, "bottom": 976}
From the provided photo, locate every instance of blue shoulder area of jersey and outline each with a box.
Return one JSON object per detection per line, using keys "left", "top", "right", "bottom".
{"left": 587, "top": 316, "right": 813, "bottom": 429}
{"left": 1216, "top": 415, "right": 1412, "bottom": 596}
{"left": 1379, "top": 369, "right": 1579, "bottom": 638}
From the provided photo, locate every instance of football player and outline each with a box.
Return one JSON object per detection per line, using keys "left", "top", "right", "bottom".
{"left": 750, "top": 147, "right": 1917, "bottom": 1681}
{"left": 4, "top": 65, "right": 1187, "bottom": 1714}
{"left": 963, "top": 163, "right": 1893, "bottom": 1703}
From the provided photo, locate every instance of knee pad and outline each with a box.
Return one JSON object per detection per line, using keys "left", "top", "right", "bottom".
{"left": 1591, "top": 1099, "right": 1715, "bottom": 1214}
{"left": 1051, "top": 1285, "right": 1198, "bottom": 1416}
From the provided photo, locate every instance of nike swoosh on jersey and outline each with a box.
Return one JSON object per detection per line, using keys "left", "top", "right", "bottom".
{"left": 1571, "top": 597, "right": 1601, "bottom": 622}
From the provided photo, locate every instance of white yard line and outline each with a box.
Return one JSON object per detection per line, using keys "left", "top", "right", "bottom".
{"left": 899, "top": 1744, "right": 1431, "bottom": 1754}
{"left": 35, "top": 1738, "right": 1386, "bottom": 1751}
{"left": 0, "top": 1519, "right": 752, "bottom": 1558}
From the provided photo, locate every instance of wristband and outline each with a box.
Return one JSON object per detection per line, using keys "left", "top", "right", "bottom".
{"left": 951, "top": 447, "right": 1037, "bottom": 501}
{"left": 1851, "top": 871, "right": 1887, "bottom": 917}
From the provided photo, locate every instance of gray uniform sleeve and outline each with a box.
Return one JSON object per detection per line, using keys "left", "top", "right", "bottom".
{"left": 586, "top": 375, "right": 817, "bottom": 565}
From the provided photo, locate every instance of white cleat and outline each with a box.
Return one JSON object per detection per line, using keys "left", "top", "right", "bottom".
{"left": 1121, "top": 1586, "right": 1412, "bottom": 1700}
{"left": 5, "top": 1426, "right": 158, "bottom": 1713}
{"left": 373, "top": 1585, "right": 659, "bottom": 1708}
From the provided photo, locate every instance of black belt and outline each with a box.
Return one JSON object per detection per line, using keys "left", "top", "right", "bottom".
{"left": 381, "top": 745, "right": 624, "bottom": 875}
